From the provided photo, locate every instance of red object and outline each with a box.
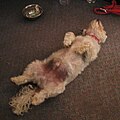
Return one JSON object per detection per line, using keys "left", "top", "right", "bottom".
{"left": 94, "top": 0, "right": 120, "bottom": 15}
{"left": 86, "top": 32, "right": 100, "bottom": 43}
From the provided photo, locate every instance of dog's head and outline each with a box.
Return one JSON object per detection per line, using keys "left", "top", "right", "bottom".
{"left": 86, "top": 19, "right": 107, "bottom": 43}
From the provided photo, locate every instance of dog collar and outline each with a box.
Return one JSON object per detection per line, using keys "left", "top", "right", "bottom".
{"left": 86, "top": 32, "right": 100, "bottom": 43}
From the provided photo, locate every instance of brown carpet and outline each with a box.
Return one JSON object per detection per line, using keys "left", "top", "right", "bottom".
{"left": 0, "top": 0, "right": 120, "bottom": 120}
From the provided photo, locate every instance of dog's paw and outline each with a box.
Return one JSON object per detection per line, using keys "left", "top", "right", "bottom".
{"left": 63, "top": 32, "right": 75, "bottom": 47}
{"left": 11, "top": 76, "right": 28, "bottom": 85}
{"left": 31, "top": 90, "right": 47, "bottom": 105}
{"left": 75, "top": 42, "right": 91, "bottom": 54}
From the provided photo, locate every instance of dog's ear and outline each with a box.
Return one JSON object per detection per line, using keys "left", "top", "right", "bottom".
{"left": 89, "top": 19, "right": 99, "bottom": 29}
{"left": 98, "top": 20, "right": 104, "bottom": 31}
{"left": 89, "top": 19, "right": 104, "bottom": 31}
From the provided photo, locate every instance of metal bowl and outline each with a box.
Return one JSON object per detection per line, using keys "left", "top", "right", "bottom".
{"left": 22, "top": 4, "right": 43, "bottom": 19}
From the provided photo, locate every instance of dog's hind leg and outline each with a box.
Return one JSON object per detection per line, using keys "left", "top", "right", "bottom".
{"left": 63, "top": 32, "right": 76, "bottom": 47}
{"left": 11, "top": 73, "right": 33, "bottom": 85}
{"left": 32, "top": 82, "right": 65, "bottom": 105}
{"left": 11, "top": 60, "right": 43, "bottom": 85}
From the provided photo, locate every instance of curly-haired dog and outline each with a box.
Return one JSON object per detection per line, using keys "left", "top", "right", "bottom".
{"left": 10, "top": 19, "right": 107, "bottom": 115}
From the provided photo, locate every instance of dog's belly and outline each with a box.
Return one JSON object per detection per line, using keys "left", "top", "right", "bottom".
{"left": 63, "top": 54, "right": 86, "bottom": 85}
{"left": 33, "top": 58, "right": 68, "bottom": 88}
{"left": 32, "top": 48, "right": 86, "bottom": 88}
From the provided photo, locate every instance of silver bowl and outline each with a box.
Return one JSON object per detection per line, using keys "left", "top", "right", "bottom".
{"left": 22, "top": 4, "right": 43, "bottom": 19}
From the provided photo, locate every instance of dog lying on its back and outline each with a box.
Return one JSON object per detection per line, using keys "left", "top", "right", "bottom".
{"left": 10, "top": 19, "right": 107, "bottom": 115}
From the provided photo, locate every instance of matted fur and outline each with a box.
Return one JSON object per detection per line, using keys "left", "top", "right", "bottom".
{"left": 9, "top": 85, "right": 36, "bottom": 115}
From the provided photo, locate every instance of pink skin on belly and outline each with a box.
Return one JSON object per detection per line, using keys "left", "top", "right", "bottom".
{"left": 35, "top": 59, "right": 68, "bottom": 87}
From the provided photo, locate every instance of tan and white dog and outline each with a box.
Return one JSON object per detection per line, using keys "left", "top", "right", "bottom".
{"left": 10, "top": 19, "right": 107, "bottom": 115}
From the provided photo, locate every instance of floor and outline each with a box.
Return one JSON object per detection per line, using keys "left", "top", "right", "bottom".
{"left": 0, "top": 0, "right": 120, "bottom": 120}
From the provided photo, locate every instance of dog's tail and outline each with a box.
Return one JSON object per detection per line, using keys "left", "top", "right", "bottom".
{"left": 9, "top": 85, "right": 36, "bottom": 116}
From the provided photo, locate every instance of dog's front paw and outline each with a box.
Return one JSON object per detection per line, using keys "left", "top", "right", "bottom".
{"left": 63, "top": 32, "right": 76, "bottom": 47}
{"left": 75, "top": 42, "right": 91, "bottom": 54}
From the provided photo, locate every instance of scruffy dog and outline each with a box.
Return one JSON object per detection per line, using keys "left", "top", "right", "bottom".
{"left": 10, "top": 19, "right": 107, "bottom": 115}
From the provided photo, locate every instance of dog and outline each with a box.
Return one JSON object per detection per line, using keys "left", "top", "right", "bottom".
{"left": 9, "top": 19, "right": 107, "bottom": 115}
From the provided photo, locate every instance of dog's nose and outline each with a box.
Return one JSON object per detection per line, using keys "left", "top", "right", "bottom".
{"left": 96, "top": 19, "right": 101, "bottom": 24}
{"left": 96, "top": 19, "right": 100, "bottom": 22}
{"left": 96, "top": 19, "right": 101, "bottom": 25}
